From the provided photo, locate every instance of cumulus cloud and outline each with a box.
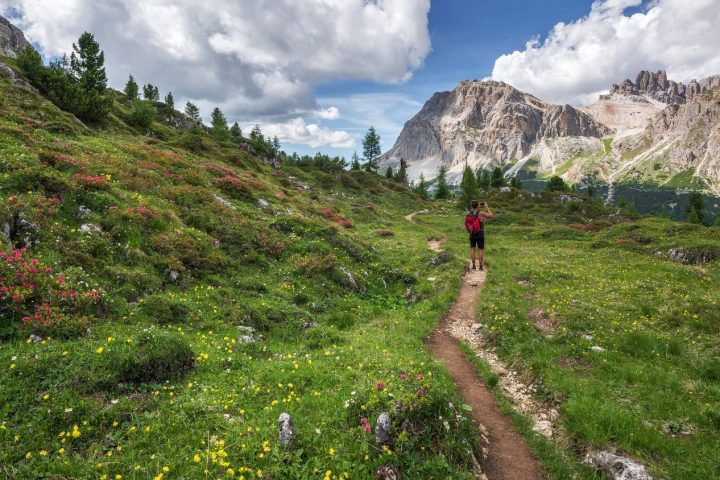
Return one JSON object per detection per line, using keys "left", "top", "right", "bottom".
{"left": 313, "top": 107, "right": 340, "bottom": 120}
{"left": 251, "top": 118, "right": 355, "bottom": 149}
{"left": 491, "top": 0, "right": 720, "bottom": 105}
{"left": 2, "top": 0, "right": 431, "bottom": 122}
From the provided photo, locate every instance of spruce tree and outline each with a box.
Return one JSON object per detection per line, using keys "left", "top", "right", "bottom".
{"left": 509, "top": 176, "right": 522, "bottom": 189}
{"left": 546, "top": 176, "right": 568, "bottom": 192}
{"left": 395, "top": 158, "right": 408, "bottom": 185}
{"left": 250, "top": 125, "right": 264, "bottom": 142}
{"left": 434, "top": 165, "right": 451, "bottom": 200}
{"left": 686, "top": 191, "right": 705, "bottom": 224}
{"left": 210, "top": 107, "right": 229, "bottom": 140}
{"left": 70, "top": 32, "right": 106, "bottom": 92}
{"left": 587, "top": 186, "right": 594, "bottom": 198}
{"left": 350, "top": 152, "right": 361, "bottom": 170}
{"left": 414, "top": 173, "right": 429, "bottom": 200}
{"left": 230, "top": 122, "right": 242, "bottom": 140}
{"left": 143, "top": 84, "right": 159, "bottom": 101}
{"left": 458, "top": 164, "right": 479, "bottom": 209}
{"left": 184, "top": 101, "right": 201, "bottom": 123}
{"left": 385, "top": 166, "right": 393, "bottom": 179}
{"left": 164, "top": 92, "right": 174, "bottom": 110}
{"left": 490, "top": 167, "right": 506, "bottom": 187}
{"left": 272, "top": 136, "right": 281, "bottom": 152}
{"left": 476, "top": 169, "right": 491, "bottom": 189}
{"left": 124, "top": 74, "right": 139, "bottom": 99}
{"left": 362, "top": 127, "right": 381, "bottom": 173}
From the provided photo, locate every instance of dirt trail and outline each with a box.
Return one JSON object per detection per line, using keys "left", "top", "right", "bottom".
{"left": 408, "top": 211, "right": 541, "bottom": 480}
{"left": 405, "top": 210, "right": 449, "bottom": 253}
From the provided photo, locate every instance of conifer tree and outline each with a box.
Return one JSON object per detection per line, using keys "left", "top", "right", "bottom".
{"left": 490, "top": 167, "right": 506, "bottom": 187}
{"left": 68, "top": 32, "right": 111, "bottom": 122}
{"left": 210, "top": 107, "right": 229, "bottom": 140}
{"left": 184, "top": 101, "right": 201, "bottom": 123}
{"left": 476, "top": 169, "right": 491, "bottom": 189}
{"left": 143, "top": 84, "right": 159, "bottom": 101}
{"left": 350, "top": 152, "right": 361, "bottom": 170}
{"left": 686, "top": 191, "right": 705, "bottom": 224}
{"left": 546, "top": 176, "right": 568, "bottom": 192}
{"left": 164, "top": 92, "right": 174, "bottom": 110}
{"left": 394, "top": 158, "right": 408, "bottom": 185}
{"left": 385, "top": 166, "right": 393, "bottom": 179}
{"left": 362, "top": 127, "right": 381, "bottom": 173}
{"left": 414, "top": 173, "right": 429, "bottom": 200}
{"left": 70, "top": 32, "right": 106, "bottom": 92}
{"left": 124, "top": 74, "right": 139, "bottom": 99}
{"left": 458, "top": 164, "right": 479, "bottom": 209}
{"left": 230, "top": 122, "right": 242, "bottom": 140}
{"left": 434, "top": 165, "right": 451, "bottom": 200}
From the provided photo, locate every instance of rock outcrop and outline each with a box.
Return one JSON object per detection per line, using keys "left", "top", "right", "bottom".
{"left": 379, "top": 80, "right": 610, "bottom": 183}
{"left": 0, "top": 15, "right": 32, "bottom": 58}
{"left": 606, "top": 70, "right": 720, "bottom": 105}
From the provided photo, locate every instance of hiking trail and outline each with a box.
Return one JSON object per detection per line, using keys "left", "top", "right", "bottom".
{"left": 407, "top": 211, "right": 542, "bottom": 480}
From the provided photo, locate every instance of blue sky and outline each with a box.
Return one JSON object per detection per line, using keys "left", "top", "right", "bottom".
{"left": 294, "top": 0, "right": 601, "bottom": 158}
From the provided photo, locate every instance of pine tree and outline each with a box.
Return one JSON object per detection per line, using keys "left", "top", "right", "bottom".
{"left": 490, "top": 167, "right": 506, "bottom": 187}
{"left": 70, "top": 32, "right": 106, "bottom": 92}
{"left": 164, "top": 92, "right": 174, "bottom": 110}
{"left": 362, "top": 127, "right": 381, "bottom": 173}
{"left": 476, "top": 169, "right": 491, "bottom": 189}
{"left": 250, "top": 125, "right": 264, "bottom": 142}
{"left": 124, "top": 74, "right": 139, "bottom": 99}
{"left": 458, "top": 164, "right": 479, "bottom": 209}
{"left": 184, "top": 101, "right": 201, "bottom": 123}
{"left": 546, "top": 176, "right": 568, "bottom": 192}
{"left": 434, "top": 165, "right": 451, "bottom": 200}
{"left": 210, "top": 107, "right": 229, "bottom": 140}
{"left": 385, "top": 166, "right": 393, "bottom": 179}
{"left": 272, "top": 136, "right": 281, "bottom": 152}
{"left": 395, "top": 158, "right": 408, "bottom": 185}
{"left": 587, "top": 186, "right": 594, "bottom": 198}
{"left": 509, "top": 176, "right": 522, "bottom": 189}
{"left": 230, "top": 122, "right": 242, "bottom": 140}
{"left": 414, "top": 173, "right": 429, "bottom": 200}
{"left": 129, "top": 99, "right": 155, "bottom": 130}
{"left": 686, "top": 191, "right": 705, "bottom": 224}
{"left": 143, "top": 84, "right": 159, "bottom": 101}
{"left": 350, "top": 152, "right": 361, "bottom": 170}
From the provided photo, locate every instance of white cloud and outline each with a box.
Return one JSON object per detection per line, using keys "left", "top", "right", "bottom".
{"left": 3, "top": 0, "right": 431, "bottom": 118}
{"left": 491, "top": 0, "right": 720, "bottom": 105}
{"left": 250, "top": 118, "right": 355, "bottom": 149}
{"left": 313, "top": 107, "right": 340, "bottom": 120}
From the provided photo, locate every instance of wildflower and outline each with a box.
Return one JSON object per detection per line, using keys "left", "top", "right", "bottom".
{"left": 329, "top": 448, "right": 335, "bottom": 456}
{"left": 96, "top": 347, "right": 104, "bottom": 354}
{"left": 376, "top": 382, "right": 384, "bottom": 391}
{"left": 71, "top": 425, "right": 81, "bottom": 438}
{"left": 193, "top": 454, "right": 201, "bottom": 463}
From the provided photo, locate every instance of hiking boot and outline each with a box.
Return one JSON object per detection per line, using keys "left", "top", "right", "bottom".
{"left": 479, "top": 265, "right": 484, "bottom": 271}
{"left": 471, "top": 264, "right": 477, "bottom": 270}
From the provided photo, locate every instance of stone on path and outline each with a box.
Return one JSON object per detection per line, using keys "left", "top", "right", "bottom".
{"left": 584, "top": 451, "right": 653, "bottom": 480}
{"left": 278, "top": 413, "right": 294, "bottom": 447}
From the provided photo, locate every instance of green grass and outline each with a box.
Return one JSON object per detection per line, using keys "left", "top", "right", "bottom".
{"left": 422, "top": 191, "right": 720, "bottom": 479}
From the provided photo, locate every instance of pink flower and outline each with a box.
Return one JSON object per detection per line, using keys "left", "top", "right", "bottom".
{"left": 399, "top": 374, "right": 408, "bottom": 380}
{"left": 364, "top": 424, "right": 372, "bottom": 433}
{"left": 416, "top": 389, "right": 425, "bottom": 397}
{"left": 376, "top": 382, "right": 384, "bottom": 391}
{"left": 416, "top": 374, "right": 425, "bottom": 380}
{"left": 360, "top": 418, "right": 368, "bottom": 425}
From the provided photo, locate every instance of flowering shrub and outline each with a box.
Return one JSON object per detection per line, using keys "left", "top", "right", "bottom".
{"left": 320, "top": 208, "right": 353, "bottom": 228}
{"left": 73, "top": 174, "right": 110, "bottom": 188}
{"left": 0, "top": 248, "right": 102, "bottom": 337}
{"left": 5, "top": 194, "right": 61, "bottom": 225}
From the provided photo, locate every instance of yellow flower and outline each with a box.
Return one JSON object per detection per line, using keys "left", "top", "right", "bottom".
{"left": 42, "top": 394, "right": 49, "bottom": 400}
{"left": 329, "top": 448, "right": 335, "bottom": 456}
{"left": 96, "top": 347, "right": 104, "bottom": 354}
{"left": 71, "top": 425, "right": 81, "bottom": 438}
{"left": 193, "top": 454, "right": 201, "bottom": 463}
{"left": 162, "top": 466, "right": 169, "bottom": 472}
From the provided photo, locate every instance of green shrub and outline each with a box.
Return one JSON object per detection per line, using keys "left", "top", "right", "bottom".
{"left": 136, "top": 294, "right": 196, "bottom": 324}
{"left": 617, "top": 331, "right": 683, "bottom": 357}
{"left": 128, "top": 99, "right": 155, "bottom": 130}
{"left": 304, "top": 325, "right": 343, "bottom": 349}
{"left": 80, "top": 329, "right": 194, "bottom": 390}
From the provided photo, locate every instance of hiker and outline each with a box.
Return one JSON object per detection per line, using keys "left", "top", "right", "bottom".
{"left": 465, "top": 200, "right": 493, "bottom": 270}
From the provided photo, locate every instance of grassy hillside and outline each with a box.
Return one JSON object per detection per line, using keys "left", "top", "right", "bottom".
{"left": 0, "top": 69, "right": 485, "bottom": 479}
{"left": 422, "top": 189, "right": 720, "bottom": 479}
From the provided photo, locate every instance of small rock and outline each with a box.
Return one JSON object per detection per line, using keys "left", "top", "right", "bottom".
{"left": 77, "top": 206, "right": 91, "bottom": 217}
{"left": 303, "top": 321, "right": 318, "bottom": 329}
{"left": 1, "top": 222, "right": 10, "bottom": 243}
{"left": 28, "top": 334, "right": 43, "bottom": 343}
{"left": 278, "top": 413, "right": 294, "bottom": 447}
{"left": 80, "top": 223, "right": 101, "bottom": 234}
{"left": 584, "top": 451, "right": 653, "bottom": 480}
{"left": 257, "top": 198, "right": 271, "bottom": 209}
{"left": 238, "top": 335, "right": 255, "bottom": 344}
{"left": 471, "top": 323, "right": 483, "bottom": 331}
{"left": 213, "top": 194, "right": 236, "bottom": 209}
{"left": 375, "top": 464, "right": 402, "bottom": 480}
{"left": 168, "top": 270, "right": 180, "bottom": 282}
{"left": 582, "top": 334, "right": 594, "bottom": 341}
{"left": 375, "top": 412, "right": 392, "bottom": 445}
{"left": 500, "top": 187, "right": 512, "bottom": 193}
{"left": 591, "top": 345, "right": 605, "bottom": 352}
{"left": 532, "top": 420, "right": 553, "bottom": 438}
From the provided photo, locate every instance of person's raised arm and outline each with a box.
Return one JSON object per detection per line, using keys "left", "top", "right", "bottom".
{"left": 480, "top": 202, "right": 493, "bottom": 219}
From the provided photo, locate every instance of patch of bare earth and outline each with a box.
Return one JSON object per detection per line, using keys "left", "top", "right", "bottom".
{"left": 527, "top": 307, "right": 560, "bottom": 336}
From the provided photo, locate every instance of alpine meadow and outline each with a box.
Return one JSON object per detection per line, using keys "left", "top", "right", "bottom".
{"left": 1, "top": 2, "right": 720, "bottom": 480}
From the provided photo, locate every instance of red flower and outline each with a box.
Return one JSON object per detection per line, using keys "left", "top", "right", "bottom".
{"left": 376, "top": 382, "right": 384, "bottom": 391}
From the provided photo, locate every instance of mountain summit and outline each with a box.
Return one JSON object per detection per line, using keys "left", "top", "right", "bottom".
{"left": 379, "top": 80, "right": 609, "bottom": 183}
{"left": 0, "top": 15, "right": 31, "bottom": 58}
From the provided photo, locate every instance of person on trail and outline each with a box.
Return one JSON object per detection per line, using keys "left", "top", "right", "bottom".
{"left": 465, "top": 200, "right": 493, "bottom": 270}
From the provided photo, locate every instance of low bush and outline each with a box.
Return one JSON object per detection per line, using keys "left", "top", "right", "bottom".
{"left": 135, "top": 294, "right": 196, "bottom": 324}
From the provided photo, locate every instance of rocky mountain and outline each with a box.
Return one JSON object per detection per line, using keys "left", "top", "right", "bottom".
{"left": 0, "top": 15, "right": 31, "bottom": 58}
{"left": 607, "top": 70, "right": 720, "bottom": 105}
{"left": 379, "top": 80, "right": 609, "bottom": 183}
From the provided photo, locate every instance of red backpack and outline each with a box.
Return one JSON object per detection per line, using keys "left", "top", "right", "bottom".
{"left": 465, "top": 211, "right": 482, "bottom": 234}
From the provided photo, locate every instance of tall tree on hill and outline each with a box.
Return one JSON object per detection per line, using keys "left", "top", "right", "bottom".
{"left": 414, "top": 173, "right": 429, "bottom": 200}
{"left": 490, "top": 167, "right": 506, "bottom": 187}
{"left": 434, "top": 165, "right": 451, "bottom": 200}
{"left": 686, "top": 191, "right": 705, "bottom": 224}
{"left": 230, "top": 122, "right": 242, "bottom": 141}
{"left": 184, "top": 101, "right": 201, "bottom": 123}
{"left": 394, "top": 158, "right": 408, "bottom": 185}
{"left": 210, "top": 107, "right": 229, "bottom": 140}
{"left": 124, "top": 74, "right": 139, "bottom": 99}
{"left": 476, "top": 169, "right": 491, "bottom": 190}
{"left": 70, "top": 32, "right": 106, "bottom": 92}
{"left": 143, "top": 84, "right": 160, "bottom": 101}
{"left": 164, "top": 92, "right": 174, "bottom": 110}
{"left": 362, "top": 127, "right": 381, "bottom": 173}
{"left": 509, "top": 176, "right": 522, "bottom": 189}
{"left": 546, "top": 176, "right": 568, "bottom": 192}
{"left": 350, "top": 152, "right": 361, "bottom": 170}
{"left": 385, "top": 165, "right": 393, "bottom": 179}
{"left": 271, "top": 136, "right": 281, "bottom": 152}
{"left": 250, "top": 125, "right": 264, "bottom": 142}
{"left": 458, "top": 164, "right": 479, "bottom": 209}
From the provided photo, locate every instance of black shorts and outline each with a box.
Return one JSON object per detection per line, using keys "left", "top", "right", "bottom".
{"left": 470, "top": 232, "right": 484, "bottom": 249}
